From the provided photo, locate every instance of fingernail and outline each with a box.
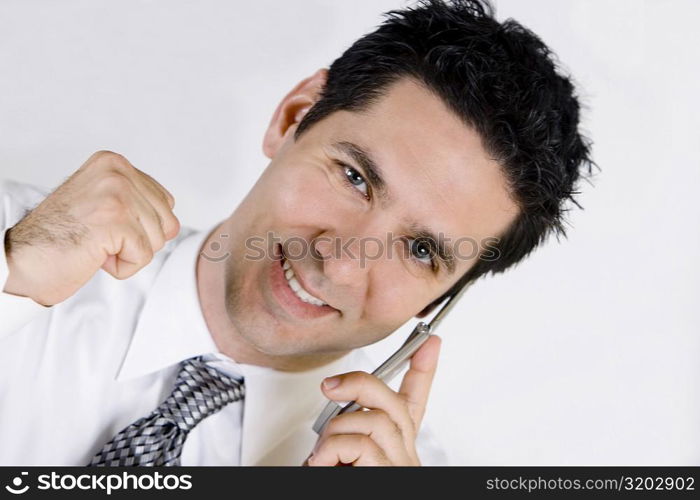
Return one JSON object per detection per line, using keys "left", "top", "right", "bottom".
{"left": 323, "top": 376, "right": 340, "bottom": 390}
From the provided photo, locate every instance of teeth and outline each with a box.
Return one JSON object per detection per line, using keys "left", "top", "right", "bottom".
{"left": 281, "top": 257, "right": 327, "bottom": 307}
{"left": 288, "top": 275, "right": 301, "bottom": 292}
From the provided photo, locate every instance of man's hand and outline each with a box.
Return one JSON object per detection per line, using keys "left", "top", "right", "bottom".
{"left": 307, "top": 335, "right": 441, "bottom": 466}
{"left": 3, "top": 151, "right": 180, "bottom": 306}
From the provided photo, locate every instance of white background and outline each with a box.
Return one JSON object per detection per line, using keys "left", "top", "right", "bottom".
{"left": 1, "top": 0, "right": 698, "bottom": 465}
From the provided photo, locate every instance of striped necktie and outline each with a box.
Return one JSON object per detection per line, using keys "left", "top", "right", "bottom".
{"left": 89, "top": 356, "right": 244, "bottom": 466}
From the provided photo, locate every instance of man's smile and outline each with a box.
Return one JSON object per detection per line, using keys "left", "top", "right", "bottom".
{"left": 268, "top": 242, "right": 339, "bottom": 320}
{"left": 282, "top": 257, "right": 327, "bottom": 306}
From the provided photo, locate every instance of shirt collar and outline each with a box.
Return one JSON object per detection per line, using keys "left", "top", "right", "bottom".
{"left": 115, "top": 226, "right": 217, "bottom": 382}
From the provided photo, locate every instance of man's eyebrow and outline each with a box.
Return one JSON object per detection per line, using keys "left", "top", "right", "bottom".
{"left": 330, "top": 141, "right": 390, "bottom": 205}
{"left": 409, "top": 223, "right": 457, "bottom": 276}
{"left": 330, "top": 140, "right": 457, "bottom": 276}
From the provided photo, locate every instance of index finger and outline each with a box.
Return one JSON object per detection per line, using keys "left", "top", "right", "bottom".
{"left": 398, "top": 334, "right": 441, "bottom": 429}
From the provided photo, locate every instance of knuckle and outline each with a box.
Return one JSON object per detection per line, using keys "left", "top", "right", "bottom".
{"left": 97, "top": 172, "right": 132, "bottom": 195}
{"left": 103, "top": 150, "right": 127, "bottom": 163}
{"left": 103, "top": 153, "right": 134, "bottom": 173}
{"left": 95, "top": 149, "right": 119, "bottom": 159}
{"left": 91, "top": 150, "right": 128, "bottom": 167}
{"left": 375, "top": 410, "right": 402, "bottom": 437}
{"left": 109, "top": 157, "right": 132, "bottom": 172}
{"left": 164, "top": 215, "right": 180, "bottom": 239}
{"left": 356, "top": 371, "right": 374, "bottom": 392}
{"left": 82, "top": 151, "right": 131, "bottom": 175}
{"left": 346, "top": 370, "right": 371, "bottom": 388}
{"left": 86, "top": 150, "right": 114, "bottom": 163}
{"left": 397, "top": 391, "right": 413, "bottom": 410}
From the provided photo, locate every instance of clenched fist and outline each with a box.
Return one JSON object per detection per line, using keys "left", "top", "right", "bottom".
{"left": 3, "top": 151, "right": 180, "bottom": 306}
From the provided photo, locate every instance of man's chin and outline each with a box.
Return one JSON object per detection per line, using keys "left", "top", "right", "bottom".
{"left": 227, "top": 312, "right": 310, "bottom": 355}
{"left": 239, "top": 326, "right": 321, "bottom": 357}
{"left": 229, "top": 313, "right": 348, "bottom": 358}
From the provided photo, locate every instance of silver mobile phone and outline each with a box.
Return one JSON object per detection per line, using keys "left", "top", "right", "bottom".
{"left": 312, "top": 281, "right": 471, "bottom": 435}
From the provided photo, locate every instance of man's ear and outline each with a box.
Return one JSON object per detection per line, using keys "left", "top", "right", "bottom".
{"left": 262, "top": 68, "right": 328, "bottom": 159}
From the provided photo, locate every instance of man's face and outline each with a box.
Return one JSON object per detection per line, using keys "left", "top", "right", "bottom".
{"left": 216, "top": 76, "right": 519, "bottom": 360}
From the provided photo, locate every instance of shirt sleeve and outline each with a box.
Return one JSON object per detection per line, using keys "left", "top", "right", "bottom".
{"left": 0, "top": 179, "right": 53, "bottom": 339}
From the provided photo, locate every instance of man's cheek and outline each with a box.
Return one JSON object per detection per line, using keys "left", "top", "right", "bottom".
{"left": 371, "top": 280, "right": 415, "bottom": 317}
{"left": 201, "top": 232, "right": 232, "bottom": 263}
{"left": 349, "top": 311, "right": 405, "bottom": 347}
{"left": 270, "top": 176, "right": 326, "bottom": 228}
{"left": 369, "top": 292, "right": 429, "bottom": 332}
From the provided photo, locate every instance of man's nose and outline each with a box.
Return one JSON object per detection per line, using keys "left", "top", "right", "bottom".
{"left": 312, "top": 231, "right": 384, "bottom": 286}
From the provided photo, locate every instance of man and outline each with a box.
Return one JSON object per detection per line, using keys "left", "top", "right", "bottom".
{"left": 0, "top": 0, "right": 593, "bottom": 465}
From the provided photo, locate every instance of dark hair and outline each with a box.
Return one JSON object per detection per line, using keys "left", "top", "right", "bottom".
{"left": 294, "top": 0, "right": 596, "bottom": 308}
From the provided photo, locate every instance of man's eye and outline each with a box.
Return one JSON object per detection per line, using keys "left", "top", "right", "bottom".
{"left": 406, "top": 237, "right": 437, "bottom": 270}
{"left": 341, "top": 164, "right": 370, "bottom": 199}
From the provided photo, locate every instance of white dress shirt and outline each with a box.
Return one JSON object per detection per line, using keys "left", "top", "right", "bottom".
{"left": 0, "top": 178, "right": 446, "bottom": 466}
